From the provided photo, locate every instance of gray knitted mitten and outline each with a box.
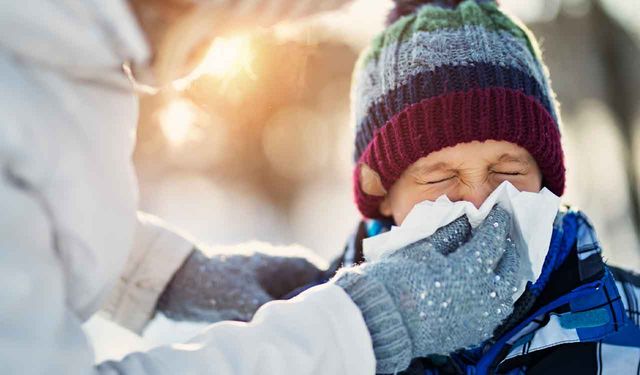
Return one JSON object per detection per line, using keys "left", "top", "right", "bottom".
{"left": 334, "top": 206, "right": 522, "bottom": 374}
{"left": 157, "top": 245, "right": 325, "bottom": 323}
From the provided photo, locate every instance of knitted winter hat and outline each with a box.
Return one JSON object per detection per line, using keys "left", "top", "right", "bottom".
{"left": 352, "top": 0, "right": 565, "bottom": 219}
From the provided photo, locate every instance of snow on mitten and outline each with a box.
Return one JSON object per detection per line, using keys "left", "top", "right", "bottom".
{"left": 334, "top": 206, "right": 522, "bottom": 374}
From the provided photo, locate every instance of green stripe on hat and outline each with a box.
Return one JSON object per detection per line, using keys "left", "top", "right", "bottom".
{"left": 363, "top": 0, "right": 534, "bottom": 65}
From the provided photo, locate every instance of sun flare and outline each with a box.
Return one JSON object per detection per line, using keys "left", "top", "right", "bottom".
{"left": 193, "top": 36, "right": 254, "bottom": 79}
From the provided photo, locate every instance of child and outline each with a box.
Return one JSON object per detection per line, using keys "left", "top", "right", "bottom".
{"left": 337, "top": 0, "right": 640, "bottom": 373}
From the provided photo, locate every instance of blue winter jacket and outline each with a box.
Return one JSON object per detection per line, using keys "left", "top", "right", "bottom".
{"left": 309, "top": 207, "right": 640, "bottom": 374}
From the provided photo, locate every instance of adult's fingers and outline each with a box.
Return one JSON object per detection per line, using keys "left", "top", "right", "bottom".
{"left": 256, "top": 255, "right": 324, "bottom": 298}
{"left": 458, "top": 205, "right": 511, "bottom": 266}
{"left": 428, "top": 215, "right": 472, "bottom": 255}
{"left": 386, "top": 215, "right": 470, "bottom": 264}
{"left": 157, "top": 250, "right": 274, "bottom": 323}
{"left": 392, "top": 240, "right": 449, "bottom": 270}
{"left": 492, "top": 237, "right": 522, "bottom": 293}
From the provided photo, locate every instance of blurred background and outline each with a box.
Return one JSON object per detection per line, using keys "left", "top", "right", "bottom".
{"left": 86, "top": 0, "right": 640, "bottom": 362}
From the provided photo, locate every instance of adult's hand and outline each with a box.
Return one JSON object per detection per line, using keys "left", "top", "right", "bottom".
{"left": 157, "top": 243, "right": 326, "bottom": 323}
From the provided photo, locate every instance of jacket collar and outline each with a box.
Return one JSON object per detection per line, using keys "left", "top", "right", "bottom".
{"left": 474, "top": 209, "right": 629, "bottom": 373}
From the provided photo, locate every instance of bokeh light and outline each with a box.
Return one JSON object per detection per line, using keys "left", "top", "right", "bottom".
{"left": 262, "top": 107, "right": 331, "bottom": 181}
{"left": 192, "top": 36, "right": 254, "bottom": 80}
{"left": 157, "top": 99, "right": 200, "bottom": 146}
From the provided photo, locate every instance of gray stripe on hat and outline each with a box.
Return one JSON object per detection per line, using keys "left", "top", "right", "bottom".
{"left": 351, "top": 26, "right": 557, "bottom": 133}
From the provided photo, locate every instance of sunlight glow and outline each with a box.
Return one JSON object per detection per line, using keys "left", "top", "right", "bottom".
{"left": 159, "top": 99, "right": 198, "bottom": 146}
{"left": 192, "top": 36, "right": 254, "bottom": 79}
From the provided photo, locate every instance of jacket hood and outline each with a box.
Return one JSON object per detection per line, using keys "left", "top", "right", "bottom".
{"left": 0, "top": 0, "right": 149, "bottom": 74}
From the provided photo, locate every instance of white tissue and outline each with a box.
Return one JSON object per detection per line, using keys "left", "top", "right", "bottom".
{"left": 363, "top": 181, "right": 561, "bottom": 300}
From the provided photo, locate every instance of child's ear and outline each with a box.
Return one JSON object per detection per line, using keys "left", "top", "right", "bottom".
{"left": 360, "top": 163, "right": 387, "bottom": 197}
{"left": 360, "top": 163, "right": 394, "bottom": 218}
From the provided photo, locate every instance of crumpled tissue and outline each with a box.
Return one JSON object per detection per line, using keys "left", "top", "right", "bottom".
{"left": 363, "top": 181, "right": 561, "bottom": 300}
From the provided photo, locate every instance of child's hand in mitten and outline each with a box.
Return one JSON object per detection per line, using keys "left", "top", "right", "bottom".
{"left": 334, "top": 205, "right": 522, "bottom": 374}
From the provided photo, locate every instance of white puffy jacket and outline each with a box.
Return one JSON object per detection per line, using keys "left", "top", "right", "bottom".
{"left": 0, "top": 0, "right": 374, "bottom": 373}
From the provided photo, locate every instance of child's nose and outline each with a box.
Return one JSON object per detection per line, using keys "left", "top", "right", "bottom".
{"left": 457, "top": 184, "right": 493, "bottom": 209}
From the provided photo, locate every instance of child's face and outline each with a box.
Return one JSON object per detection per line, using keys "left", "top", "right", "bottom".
{"left": 379, "top": 140, "right": 543, "bottom": 224}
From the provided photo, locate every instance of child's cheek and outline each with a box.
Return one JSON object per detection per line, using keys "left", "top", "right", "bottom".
{"left": 390, "top": 190, "right": 425, "bottom": 225}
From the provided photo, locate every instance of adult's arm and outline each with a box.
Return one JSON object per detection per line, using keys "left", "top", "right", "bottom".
{"left": 0, "top": 176, "right": 375, "bottom": 374}
{"left": 103, "top": 213, "right": 329, "bottom": 333}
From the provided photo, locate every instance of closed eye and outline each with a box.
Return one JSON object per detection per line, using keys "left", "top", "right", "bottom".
{"left": 493, "top": 171, "right": 523, "bottom": 176}
{"left": 421, "top": 176, "right": 456, "bottom": 185}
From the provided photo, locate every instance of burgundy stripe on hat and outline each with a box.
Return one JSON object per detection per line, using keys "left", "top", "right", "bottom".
{"left": 354, "top": 87, "right": 565, "bottom": 219}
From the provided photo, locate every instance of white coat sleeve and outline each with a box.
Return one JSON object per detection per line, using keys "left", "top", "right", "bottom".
{"left": 101, "top": 212, "right": 195, "bottom": 334}
{"left": 98, "top": 284, "right": 376, "bottom": 374}
{"left": 0, "top": 174, "right": 375, "bottom": 375}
